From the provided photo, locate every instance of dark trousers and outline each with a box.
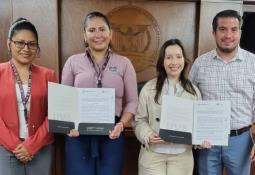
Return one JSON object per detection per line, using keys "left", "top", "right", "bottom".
{"left": 192, "top": 148, "right": 199, "bottom": 175}
{"left": 65, "top": 133, "right": 125, "bottom": 175}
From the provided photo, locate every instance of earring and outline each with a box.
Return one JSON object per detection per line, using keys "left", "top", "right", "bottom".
{"left": 83, "top": 39, "right": 88, "bottom": 47}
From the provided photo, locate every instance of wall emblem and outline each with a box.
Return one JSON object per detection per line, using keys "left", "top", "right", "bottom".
{"left": 107, "top": 5, "right": 160, "bottom": 72}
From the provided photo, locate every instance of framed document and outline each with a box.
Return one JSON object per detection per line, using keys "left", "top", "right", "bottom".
{"left": 159, "top": 96, "right": 230, "bottom": 146}
{"left": 48, "top": 82, "right": 115, "bottom": 135}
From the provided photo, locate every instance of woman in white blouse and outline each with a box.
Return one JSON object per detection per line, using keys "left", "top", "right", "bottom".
{"left": 133, "top": 39, "right": 210, "bottom": 175}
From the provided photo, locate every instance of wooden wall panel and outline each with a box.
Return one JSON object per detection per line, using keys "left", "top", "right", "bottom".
{"left": 130, "top": 1, "right": 197, "bottom": 81}
{"left": 60, "top": 0, "right": 197, "bottom": 82}
{"left": 198, "top": 0, "right": 243, "bottom": 55}
{"left": 0, "top": 0, "right": 12, "bottom": 62}
{"left": 12, "top": 0, "right": 59, "bottom": 76}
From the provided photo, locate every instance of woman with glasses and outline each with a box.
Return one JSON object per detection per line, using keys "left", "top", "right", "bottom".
{"left": 61, "top": 11, "right": 138, "bottom": 175}
{"left": 0, "top": 18, "right": 56, "bottom": 175}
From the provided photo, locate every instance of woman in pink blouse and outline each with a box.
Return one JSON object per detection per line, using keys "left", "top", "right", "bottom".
{"left": 61, "top": 11, "right": 138, "bottom": 175}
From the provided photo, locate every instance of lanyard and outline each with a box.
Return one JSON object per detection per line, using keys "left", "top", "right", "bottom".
{"left": 86, "top": 50, "right": 110, "bottom": 88}
{"left": 10, "top": 61, "right": 32, "bottom": 124}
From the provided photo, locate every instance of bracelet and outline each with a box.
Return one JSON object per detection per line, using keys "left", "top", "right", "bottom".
{"left": 116, "top": 121, "right": 124, "bottom": 132}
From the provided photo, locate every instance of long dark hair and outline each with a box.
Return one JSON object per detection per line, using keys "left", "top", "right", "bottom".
{"left": 154, "top": 39, "right": 197, "bottom": 104}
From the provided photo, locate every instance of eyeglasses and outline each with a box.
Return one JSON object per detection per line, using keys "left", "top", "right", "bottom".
{"left": 11, "top": 40, "right": 38, "bottom": 50}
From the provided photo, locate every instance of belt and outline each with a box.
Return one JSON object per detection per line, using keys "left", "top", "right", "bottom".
{"left": 230, "top": 125, "right": 251, "bottom": 137}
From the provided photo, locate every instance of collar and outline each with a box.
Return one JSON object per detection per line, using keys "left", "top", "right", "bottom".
{"left": 163, "top": 79, "right": 183, "bottom": 96}
{"left": 212, "top": 46, "right": 244, "bottom": 62}
{"left": 85, "top": 47, "right": 112, "bottom": 63}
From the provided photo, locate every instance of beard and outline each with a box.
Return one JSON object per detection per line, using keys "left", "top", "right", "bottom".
{"left": 216, "top": 42, "right": 238, "bottom": 53}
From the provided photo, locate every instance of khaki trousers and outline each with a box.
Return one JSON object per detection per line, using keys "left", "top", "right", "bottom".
{"left": 138, "top": 146, "right": 193, "bottom": 175}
